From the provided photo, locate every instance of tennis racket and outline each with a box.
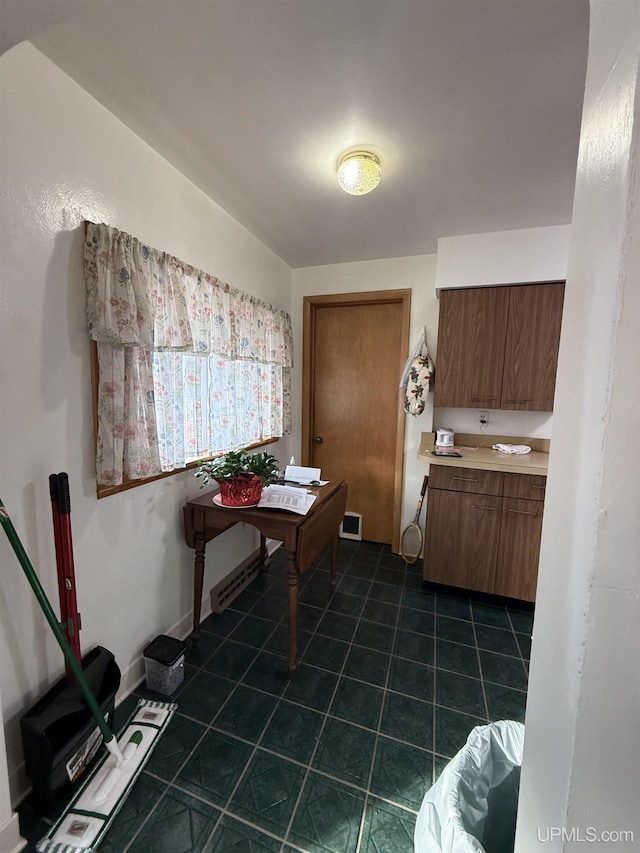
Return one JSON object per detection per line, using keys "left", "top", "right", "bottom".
{"left": 400, "top": 475, "right": 429, "bottom": 563}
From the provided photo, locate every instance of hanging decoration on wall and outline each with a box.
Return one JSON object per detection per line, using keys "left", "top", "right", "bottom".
{"left": 401, "top": 328, "right": 435, "bottom": 417}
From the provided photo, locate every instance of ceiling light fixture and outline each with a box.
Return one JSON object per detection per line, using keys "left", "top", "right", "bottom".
{"left": 336, "top": 150, "right": 382, "bottom": 196}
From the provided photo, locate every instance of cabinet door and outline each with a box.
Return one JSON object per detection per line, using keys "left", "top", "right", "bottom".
{"left": 501, "top": 283, "right": 565, "bottom": 411}
{"left": 434, "top": 287, "right": 509, "bottom": 409}
{"left": 423, "top": 489, "right": 501, "bottom": 594}
{"left": 495, "top": 498, "right": 544, "bottom": 601}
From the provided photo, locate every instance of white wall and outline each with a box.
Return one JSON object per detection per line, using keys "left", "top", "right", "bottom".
{"left": 515, "top": 1, "right": 639, "bottom": 849}
{"left": 291, "top": 255, "right": 438, "bottom": 534}
{"left": 435, "top": 225, "right": 571, "bottom": 291}
{"left": 0, "top": 43, "right": 292, "bottom": 804}
{"left": 432, "top": 225, "right": 571, "bottom": 439}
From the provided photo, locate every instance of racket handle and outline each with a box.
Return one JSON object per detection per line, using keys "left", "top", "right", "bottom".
{"left": 416, "top": 475, "right": 429, "bottom": 511}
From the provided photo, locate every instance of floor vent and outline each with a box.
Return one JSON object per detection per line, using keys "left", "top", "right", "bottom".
{"left": 210, "top": 549, "right": 261, "bottom": 613}
{"left": 340, "top": 512, "right": 362, "bottom": 541}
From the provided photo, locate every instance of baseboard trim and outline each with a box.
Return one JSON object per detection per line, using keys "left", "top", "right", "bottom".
{"left": 0, "top": 811, "right": 27, "bottom": 852}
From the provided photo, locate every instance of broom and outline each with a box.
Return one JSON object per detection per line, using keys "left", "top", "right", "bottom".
{"left": 49, "top": 473, "right": 82, "bottom": 680}
{"left": 0, "top": 493, "right": 177, "bottom": 853}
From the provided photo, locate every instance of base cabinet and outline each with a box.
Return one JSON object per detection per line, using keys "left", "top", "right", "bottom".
{"left": 423, "top": 466, "right": 545, "bottom": 602}
{"left": 423, "top": 489, "right": 501, "bottom": 594}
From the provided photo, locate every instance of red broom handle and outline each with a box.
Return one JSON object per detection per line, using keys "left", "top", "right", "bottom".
{"left": 50, "top": 474, "right": 75, "bottom": 680}
{"left": 56, "top": 473, "right": 82, "bottom": 666}
{"left": 49, "top": 475, "right": 68, "bottom": 626}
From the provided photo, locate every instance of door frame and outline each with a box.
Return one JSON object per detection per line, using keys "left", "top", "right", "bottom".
{"left": 302, "top": 289, "right": 411, "bottom": 553}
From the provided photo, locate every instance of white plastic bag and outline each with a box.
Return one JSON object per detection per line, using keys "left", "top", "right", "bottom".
{"left": 415, "top": 720, "right": 525, "bottom": 853}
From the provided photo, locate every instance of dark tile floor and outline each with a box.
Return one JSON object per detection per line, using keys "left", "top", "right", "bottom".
{"left": 18, "top": 540, "right": 532, "bottom": 852}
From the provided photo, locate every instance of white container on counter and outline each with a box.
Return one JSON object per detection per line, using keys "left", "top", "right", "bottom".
{"left": 435, "top": 428, "right": 455, "bottom": 448}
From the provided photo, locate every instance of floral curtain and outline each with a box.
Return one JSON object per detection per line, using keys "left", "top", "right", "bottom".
{"left": 85, "top": 222, "right": 292, "bottom": 485}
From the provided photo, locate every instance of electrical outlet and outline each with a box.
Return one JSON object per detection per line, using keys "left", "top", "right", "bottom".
{"left": 478, "top": 410, "right": 489, "bottom": 428}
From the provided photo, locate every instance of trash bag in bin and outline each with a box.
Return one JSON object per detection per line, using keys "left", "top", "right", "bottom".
{"left": 415, "top": 720, "right": 525, "bottom": 853}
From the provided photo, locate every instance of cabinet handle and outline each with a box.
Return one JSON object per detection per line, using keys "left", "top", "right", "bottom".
{"left": 471, "top": 396, "right": 496, "bottom": 401}
{"left": 505, "top": 399, "right": 532, "bottom": 403}
{"left": 471, "top": 504, "right": 499, "bottom": 511}
{"left": 508, "top": 509, "right": 539, "bottom": 516}
{"left": 453, "top": 477, "right": 478, "bottom": 483}
{"left": 532, "top": 485, "right": 545, "bottom": 490}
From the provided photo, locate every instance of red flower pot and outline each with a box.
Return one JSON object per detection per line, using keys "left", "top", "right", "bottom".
{"left": 217, "top": 474, "right": 264, "bottom": 507}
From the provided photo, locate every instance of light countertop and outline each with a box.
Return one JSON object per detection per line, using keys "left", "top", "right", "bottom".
{"left": 418, "top": 432, "right": 550, "bottom": 476}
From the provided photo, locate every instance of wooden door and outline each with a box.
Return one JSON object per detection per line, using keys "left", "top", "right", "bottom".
{"left": 494, "top": 497, "right": 544, "bottom": 601}
{"left": 302, "top": 291, "right": 410, "bottom": 547}
{"left": 501, "top": 283, "right": 565, "bottom": 411}
{"left": 423, "top": 489, "right": 502, "bottom": 594}
{"left": 433, "top": 287, "right": 510, "bottom": 408}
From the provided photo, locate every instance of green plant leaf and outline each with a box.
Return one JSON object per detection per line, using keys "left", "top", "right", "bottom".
{"left": 195, "top": 449, "right": 281, "bottom": 487}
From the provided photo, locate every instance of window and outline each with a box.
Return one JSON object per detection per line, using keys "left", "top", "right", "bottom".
{"left": 84, "top": 222, "right": 292, "bottom": 495}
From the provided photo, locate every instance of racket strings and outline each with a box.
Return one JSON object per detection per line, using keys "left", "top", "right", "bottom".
{"left": 401, "top": 523, "right": 423, "bottom": 562}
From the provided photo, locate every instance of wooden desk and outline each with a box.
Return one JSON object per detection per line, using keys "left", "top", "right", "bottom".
{"left": 183, "top": 480, "right": 348, "bottom": 674}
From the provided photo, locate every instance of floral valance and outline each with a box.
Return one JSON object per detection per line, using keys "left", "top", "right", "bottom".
{"left": 84, "top": 222, "right": 293, "bottom": 366}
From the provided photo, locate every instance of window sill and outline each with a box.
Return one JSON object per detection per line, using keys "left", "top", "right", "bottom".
{"left": 95, "top": 437, "right": 279, "bottom": 499}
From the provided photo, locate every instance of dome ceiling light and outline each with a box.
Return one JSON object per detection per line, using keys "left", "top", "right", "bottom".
{"left": 336, "top": 150, "right": 382, "bottom": 196}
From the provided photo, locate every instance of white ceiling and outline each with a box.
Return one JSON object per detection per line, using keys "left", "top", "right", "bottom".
{"left": 3, "top": 0, "right": 589, "bottom": 268}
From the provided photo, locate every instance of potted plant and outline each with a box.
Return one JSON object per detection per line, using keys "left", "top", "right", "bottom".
{"left": 195, "top": 450, "right": 281, "bottom": 506}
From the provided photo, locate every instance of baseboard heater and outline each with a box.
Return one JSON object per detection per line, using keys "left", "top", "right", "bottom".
{"left": 340, "top": 512, "right": 362, "bottom": 541}
{"left": 210, "top": 548, "right": 262, "bottom": 612}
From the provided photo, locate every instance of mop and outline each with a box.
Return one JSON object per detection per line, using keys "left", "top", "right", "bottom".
{"left": 0, "top": 494, "right": 177, "bottom": 852}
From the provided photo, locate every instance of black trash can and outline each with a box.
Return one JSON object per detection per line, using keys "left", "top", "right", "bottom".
{"left": 143, "top": 635, "right": 186, "bottom": 695}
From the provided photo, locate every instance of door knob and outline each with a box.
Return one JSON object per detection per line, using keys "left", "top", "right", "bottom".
{"left": 314, "top": 436, "right": 323, "bottom": 444}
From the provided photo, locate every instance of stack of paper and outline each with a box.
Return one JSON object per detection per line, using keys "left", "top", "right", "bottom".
{"left": 258, "top": 485, "right": 317, "bottom": 515}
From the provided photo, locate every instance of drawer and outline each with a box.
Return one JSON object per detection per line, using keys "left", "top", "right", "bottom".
{"left": 429, "top": 465, "right": 504, "bottom": 496}
{"left": 503, "top": 472, "right": 546, "bottom": 501}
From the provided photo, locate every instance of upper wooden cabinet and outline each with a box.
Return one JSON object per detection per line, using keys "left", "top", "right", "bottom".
{"left": 434, "top": 286, "right": 509, "bottom": 409}
{"left": 434, "top": 283, "right": 565, "bottom": 411}
{"left": 501, "top": 283, "right": 566, "bottom": 410}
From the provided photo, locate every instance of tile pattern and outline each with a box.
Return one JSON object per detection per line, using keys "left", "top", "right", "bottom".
{"left": 18, "top": 540, "right": 532, "bottom": 852}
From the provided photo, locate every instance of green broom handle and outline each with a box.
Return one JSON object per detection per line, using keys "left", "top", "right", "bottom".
{"left": 0, "top": 498, "right": 115, "bottom": 747}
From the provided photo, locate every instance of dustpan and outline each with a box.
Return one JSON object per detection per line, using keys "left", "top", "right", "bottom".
{"left": 21, "top": 645, "right": 120, "bottom": 805}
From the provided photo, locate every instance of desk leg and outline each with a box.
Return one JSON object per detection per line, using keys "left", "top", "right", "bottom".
{"left": 192, "top": 531, "right": 206, "bottom": 636}
{"left": 287, "top": 551, "right": 299, "bottom": 676}
{"left": 329, "top": 533, "right": 339, "bottom": 593}
{"left": 259, "top": 533, "right": 267, "bottom": 571}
